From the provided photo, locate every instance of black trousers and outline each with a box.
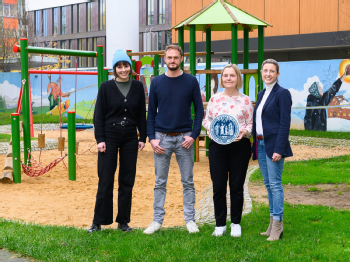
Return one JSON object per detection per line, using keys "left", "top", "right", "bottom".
{"left": 209, "top": 138, "right": 251, "bottom": 226}
{"left": 93, "top": 125, "right": 138, "bottom": 225}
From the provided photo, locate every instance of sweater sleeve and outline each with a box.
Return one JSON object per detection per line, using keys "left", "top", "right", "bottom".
{"left": 146, "top": 79, "right": 157, "bottom": 141}
{"left": 137, "top": 83, "right": 147, "bottom": 143}
{"left": 190, "top": 79, "right": 204, "bottom": 140}
{"left": 202, "top": 97, "right": 214, "bottom": 132}
{"left": 93, "top": 82, "right": 107, "bottom": 144}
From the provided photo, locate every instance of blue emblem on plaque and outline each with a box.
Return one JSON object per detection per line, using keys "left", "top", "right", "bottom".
{"left": 210, "top": 114, "right": 240, "bottom": 145}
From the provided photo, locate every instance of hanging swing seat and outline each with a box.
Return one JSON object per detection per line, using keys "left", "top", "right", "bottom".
{"left": 61, "top": 124, "right": 94, "bottom": 130}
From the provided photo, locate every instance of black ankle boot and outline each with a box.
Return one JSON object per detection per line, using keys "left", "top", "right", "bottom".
{"left": 118, "top": 223, "right": 132, "bottom": 232}
{"left": 88, "top": 223, "right": 101, "bottom": 233}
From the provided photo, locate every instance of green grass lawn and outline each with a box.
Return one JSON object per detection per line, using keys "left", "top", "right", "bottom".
{"left": 250, "top": 154, "right": 350, "bottom": 185}
{"left": 0, "top": 134, "right": 37, "bottom": 142}
{"left": 0, "top": 112, "right": 86, "bottom": 126}
{"left": 289, "top": 129, "right": 350, "bottom": 140}
{"left": 1, "top": 204, "right": 350, "bottom": 261}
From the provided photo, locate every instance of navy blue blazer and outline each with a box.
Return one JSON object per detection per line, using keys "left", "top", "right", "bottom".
{"left": 252, "top": 82, "right": 293, "bottom": 160}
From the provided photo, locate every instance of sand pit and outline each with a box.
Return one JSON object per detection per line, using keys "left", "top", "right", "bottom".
{"left": 1, "top": 130, "right": 350, "bottom": 229}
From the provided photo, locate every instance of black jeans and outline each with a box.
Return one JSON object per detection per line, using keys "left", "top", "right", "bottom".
{"left": 93, "top": 125, "right": 138, "bottom": 225}
{"left": 209, "top": 138, "right": 251, "bottom": 226}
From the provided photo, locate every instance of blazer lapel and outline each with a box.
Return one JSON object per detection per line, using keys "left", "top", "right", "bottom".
{"left": 262, "top": 83, "right": 280, "bottom": 112}
{"left": 255, "top": 89, "right": 266, "bottom": 109}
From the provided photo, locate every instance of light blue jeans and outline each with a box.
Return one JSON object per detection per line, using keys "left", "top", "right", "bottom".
{"left": 257, "top": 139, "right": 284, "bottom": 221}
{"left": 153, "top": 131, "right": 195, "bottom": 224}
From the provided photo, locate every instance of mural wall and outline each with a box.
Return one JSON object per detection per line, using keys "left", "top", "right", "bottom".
{"left": 1, "top": 58, "right": 350, "bottom": 131}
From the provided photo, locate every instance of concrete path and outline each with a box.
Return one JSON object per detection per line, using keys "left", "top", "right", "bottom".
{"left": 0, "top": 249, "right": 34, "bottom": 262}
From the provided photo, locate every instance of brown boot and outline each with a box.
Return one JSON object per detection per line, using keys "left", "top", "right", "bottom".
{"left": 260, "top": 216, "right": 273, "bottom": 236}
{"left": 267, "top": 220, "right": 283, "bottom": 241}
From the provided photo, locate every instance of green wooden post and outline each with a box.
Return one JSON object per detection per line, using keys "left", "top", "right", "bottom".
{"left": 243, "top": 28, "right": 249, "bottom": 95}
{"left": 154, "top": 54, "right": 159, "bottom": 77}
{"left": 132, "top": 60, "right": 136, "bottom": 79}
{"left": 104, "top": 68, "right": 109, "bottom": 81}
{"left": 178, "top": 27, "right": 184, "bottom": 70}
{"left": 68, "top": 111, "right": 76, "bottom": 181}
{"left": 231, "top": 24, "right": 238, "bottom": 65}
{"left": 205, "top": 26, "right": 211, "bottom": 157}
{"left": 258, "top": 25, "right": 264, "bottom": 93}
{"left": 190, "top": 25, "right": 197, "bottom": 162}
{"left": 20, "top": 38, "right": 31, "bottom": 166}
{"left": 97, "top": 45, "right": 104, "bottom": 89}
{"left": 11, "top": 113, "right": 21, "bottom": 183}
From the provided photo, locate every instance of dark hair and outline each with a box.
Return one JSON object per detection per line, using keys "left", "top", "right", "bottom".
{"left": 113, "top": 61, "right": 133, "bottom": 79}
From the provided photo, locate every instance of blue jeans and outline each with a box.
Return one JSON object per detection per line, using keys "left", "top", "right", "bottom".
{"left": 257, "top": 139, "right": 284, "bottom": 221}
{"left": 153, "top": 131, "right": 195, "bottom": 224}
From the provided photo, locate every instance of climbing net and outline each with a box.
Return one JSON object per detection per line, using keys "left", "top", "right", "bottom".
{"left": 21, "top": 149, "right": 68, "bottom": 177}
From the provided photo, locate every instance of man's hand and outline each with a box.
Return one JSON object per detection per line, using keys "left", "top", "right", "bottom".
{"left": 181, "top": 136, "right": 195, "bottom": 149}
{"left": 97, "top": 142, "right": 106, "bottom": 153}
{"left": 138, "top": 142, "right": 145, "bottom": 151}
{"left": 272, "top": 152, "right": 282, "bottom": 162}
{"left": 150, "top": 139, "right": 165, "bottom": 155}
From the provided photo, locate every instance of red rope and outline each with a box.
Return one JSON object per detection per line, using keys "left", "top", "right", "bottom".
{"left": 41, "top": 55, "right": 43, "bottom": 134}
{"left": 59, "top": 56, "right": 62, "bottom": 137}
{"left": 21, "top": 149, "right": 68, "bottom": 177}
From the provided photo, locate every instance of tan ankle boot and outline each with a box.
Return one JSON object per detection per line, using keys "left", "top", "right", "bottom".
{"left": 260, "top": 216, "right": 273, "bottom": 236}
{"left": 267, "top": 220, "right": 283, "bottom": 241}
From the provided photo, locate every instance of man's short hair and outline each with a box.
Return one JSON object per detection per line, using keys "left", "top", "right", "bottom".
{"left": 164, "top": 45, "right": 183, "bottom": 57}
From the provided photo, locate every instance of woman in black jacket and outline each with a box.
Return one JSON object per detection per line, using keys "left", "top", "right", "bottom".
{"left": 88, "top": 50, "right": 147, "bottom": 233}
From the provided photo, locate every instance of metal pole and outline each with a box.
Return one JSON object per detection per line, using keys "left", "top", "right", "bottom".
{"left": 103, "top": 68, "right": 109, "bottom": 81}
{"left": 68, "top": 111, "right": 76, "bottom": 181}
{"left": 190, "top": 25, "right": 197, "bottom": 162}
{"left": 231, "top": 24, "right": 238, "bottom": 65}
{"left": 11, "top": 113, "right": 21, "bottom": 183}
{"left": 13, "top": 45, "right": 97, "bottom": 57}
{"left": 205, "top": 27, "right": 211, "bottom": 157}
{"left": 154, "top": 54, "right": 159, "bottom": 77}
{"left": 258, "top": 25, "right": 265, "bottom": 93}
{"left": 97, "top": 45, "right": 104, "bottom": 89}
{"left": 243, "top": 28, "right": 249, "bottom": 95}
{"left": 20, "top": 38, "right": 31, "bottom": 166}
{"left": 178, "top": 27, "right": 184, "bottom": 70}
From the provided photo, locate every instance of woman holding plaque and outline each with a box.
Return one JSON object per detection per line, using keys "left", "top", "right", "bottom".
{"left": 252, "top": 59, "right": 293, "bottom": 241}
{"left": 203, "top": 64, "right": 253, "bottom": 237}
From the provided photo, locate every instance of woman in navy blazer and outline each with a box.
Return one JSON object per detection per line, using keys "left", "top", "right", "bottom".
{"left": 252, "top": 59, "right": 293, "bottom": 241}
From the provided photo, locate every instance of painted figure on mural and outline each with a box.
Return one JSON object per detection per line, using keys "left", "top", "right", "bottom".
{"left": 304, "top": 68, "right": 350, "bottom": 131}
{"left": 201, "top": 74, "right": 219, "bottom": 102}
{"left": 47, "top": 76, "right": 70, "bottom": 110}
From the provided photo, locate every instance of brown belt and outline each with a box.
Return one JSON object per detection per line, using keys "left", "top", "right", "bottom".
{"left": 161, "top": 132, "right": 184, "bottom": 136}
{"left": 257, "top": 135, "right": 264, "bottom": 140}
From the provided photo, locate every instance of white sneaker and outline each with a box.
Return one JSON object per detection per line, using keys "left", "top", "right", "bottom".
{"left": 186, "top": 221, "right": 199, "bottom": 233}
{"left": 230, "top": 223, "right": 241, "bottom": 237}
{"left": 143, "top": 221, "right": 162, "bottom": 234}
{"left": 212, "top": 226, "right": 226, "bottom": 237}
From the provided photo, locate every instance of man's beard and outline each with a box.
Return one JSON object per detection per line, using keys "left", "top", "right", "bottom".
{"left": 167, "top": 63, "right": 180, "bottom": 71}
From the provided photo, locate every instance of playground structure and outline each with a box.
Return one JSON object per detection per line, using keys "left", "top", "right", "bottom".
{"left": 10, "top": 39, "right": 106, "bottom": 183}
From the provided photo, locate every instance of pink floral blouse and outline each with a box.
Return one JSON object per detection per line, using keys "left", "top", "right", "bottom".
{"left": 202, "top": 93, "right": 254, "bottom": 138}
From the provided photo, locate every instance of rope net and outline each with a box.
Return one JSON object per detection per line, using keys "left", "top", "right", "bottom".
{"left": 21, "top": 149, "right": 68, "bottom": 177}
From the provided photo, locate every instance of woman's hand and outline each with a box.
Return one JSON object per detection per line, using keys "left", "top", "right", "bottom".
{"left": 272, "top": 153, "right": 282, "bottom": 162}
{"left": 97, "top": 142, "right": 106, "bottom": 153}
{"left": 138, "top": 142, "right": 145, "bottom": 151}
{"left": 234, "top": 129, "right": 248, "bottom": 142}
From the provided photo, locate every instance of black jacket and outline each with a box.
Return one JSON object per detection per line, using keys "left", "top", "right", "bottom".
{"left": 304, "top": 78, "right": 342, "bottom": 131}
{"left": 94, "top": 79, "right": 147, "bottom": 143}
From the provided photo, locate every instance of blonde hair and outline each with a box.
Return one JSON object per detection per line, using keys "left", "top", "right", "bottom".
{"left": 220, "top": 64, "right": 243, "bottom": 89}
{"left": 261, "top": 59, "right": 280, "bottom": 82}
{"left": 164, "top": 45, "right": 183, "bottom": 57}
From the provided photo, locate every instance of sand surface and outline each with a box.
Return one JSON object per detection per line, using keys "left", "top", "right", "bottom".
{"left": 1, "top": 131, "right": 350, "bottom": 229}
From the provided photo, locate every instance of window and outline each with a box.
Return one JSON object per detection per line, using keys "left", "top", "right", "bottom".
{"left": 87, "top": 3, "right": 92, "bottom": 32}
{"left": 35, "top": 11, "right": 40, "bottom": 37}
{"left": 147, "top": 0, "right": 154, "bottom": 25}
{"left": 61, "top": 41, "right": 67, "bottom": 68}
{"left": 87, "top": 39, "right": 91, "bottom": 67}
{"left": 165, "top": 30, "right": 172, "bottom": 45}
{"left": 157, "top": 31, "right": 162, "bottom": 50}
{"left": 93, "top": 37, "right": 99, "bottom": 67}
{"left": 3, "top": 5, "right": 11, "bottom": 17}
{"left": 42, "top": 10, "right": 47, "bottom": 36}
{"left": 99, "top": 0, "right": 105, "bottom": 30}
{"left": 78, "top": 5, "right": 80, "bottom": 32}
{"left": 158, "top": 0, "right": 165, "bottom": 24}
{"left": 61, "top": 7, "right": 66, "bottom": 35}
{"left": 78, "top": 39, "right": 83, "bottom": 67}
{"left": 53, "top": 8, "right": 58, "bottom": 35}
{"left": 72, "top": 5, "right": 76, "bottom": 33}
